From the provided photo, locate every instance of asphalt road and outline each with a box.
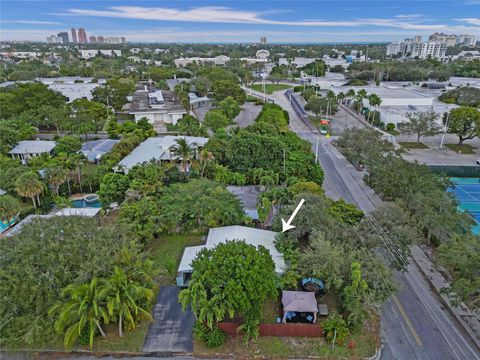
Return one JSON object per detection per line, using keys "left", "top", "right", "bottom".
{"left": 270, "top": 89, "right": 480, "bottom": 360}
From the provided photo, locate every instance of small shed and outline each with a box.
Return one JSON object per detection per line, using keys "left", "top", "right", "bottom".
{"left": 282, "top": 291, "right": 318, "bottom": 323}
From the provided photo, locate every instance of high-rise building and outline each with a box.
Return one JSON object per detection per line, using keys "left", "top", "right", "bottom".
{"left": 260, "top": 37, "right": 267, "bottom": 45}
{"left": 386, "top": 42, "right": 401, "bottom": 56}
{"left": 429, "top": 33, "right": 457, "bottom": 47}
{"left": 386, "top": 36, "right": 446, "bottom": 59}
{"left": 96, "top": 36, "right": 105, "bottom": 43}
{"left": 89, "top": 36, "right": 97, "bottom": 43}
{"left": 71, "top": 28, "right": 77, "bottom": 43}
{"left": 456, "top": 34, "right": 476, "bottom": 46}
{"left": 57, "top": 32, "right": 69, "bottom": 44}
{"left": 121, "top": 37, "right": 126, "bottom": 43}
{"left": 46, "top": 35, "right": 62, "bottom": 44}
{"left": 78, "top": 28, "right": 88, "bottom": 43}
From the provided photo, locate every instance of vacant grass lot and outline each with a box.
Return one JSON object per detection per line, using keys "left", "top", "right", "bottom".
{"left": 250, "top": 83, "right": 293, "bottom": 94}
{"left": 445, "top": 143, "right": 476, "bottom": 154}
{"left": 399, "top": 142, "right": 429, "bottom": 149}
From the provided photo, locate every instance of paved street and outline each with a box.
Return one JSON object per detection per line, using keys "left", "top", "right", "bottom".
{"left": 270, "top": 89, "right": 480, "bottom": 360}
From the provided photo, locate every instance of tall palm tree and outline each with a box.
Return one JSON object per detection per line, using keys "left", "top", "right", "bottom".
{"left": 15, "top": 171, "right": 44, "bottom": 208}
{"left": 45, "top": 165, "right": 68, "bottom": 195}
{"left": 49, "top": 278, "right": 108, "bottom": 349}
{"left": 337, "top": 92, "right": 346, "bottom": 105}
{"left": 169, "top": 138, "right": 197, "bottom": 174}
{"left": 346, "top": 89, "right": 356, "bottom": 106}
{"left": 367, "top": 94, "right": 382, "bottom": 124}
{"left": 99, "top": 267, "right": 153, "bottom": 337}
{"left": 0, "top": 194, "right": 21, "bottom": 228}
{"left": 192, "top": 149, "right": 214, "bottom": 178}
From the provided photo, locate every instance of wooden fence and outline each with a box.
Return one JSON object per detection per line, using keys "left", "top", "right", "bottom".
{"left": 218, "top": 322, "right": 323, "bottom": 338}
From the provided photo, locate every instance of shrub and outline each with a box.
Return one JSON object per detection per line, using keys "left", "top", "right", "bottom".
{"left": 194, "top": 322, "right": 225, "bottom": 348}
{"left": 386, "top": 123, "right": 396, "bottom": 131}
{"left": 323, "top": 313, "right": 349, "bottom": 345}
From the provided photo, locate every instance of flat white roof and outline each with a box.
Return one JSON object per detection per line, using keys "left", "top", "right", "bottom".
{"left": 9, "top": 140, "right": 56, "bottom": 155}
{"left": 54, "top": 207, "right": 101, "bottom": 217}
{"left": 118, "top": 136, "right": 208, "bottom": 171}
{"left": 331, "top": 86, "right": 433, "bottom": 99}
{"left": 178, "top": 225, "right": 285, "bottom": 274}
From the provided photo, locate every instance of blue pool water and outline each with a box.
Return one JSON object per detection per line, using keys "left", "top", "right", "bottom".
{"left": 72, "top": 198, "right": 102, "bottom": 208}
{"left": 1, "top": 217, "right": 16, "bottom": 233}
{"left": 449, "top": 177, "right": 480, "bottom": 234}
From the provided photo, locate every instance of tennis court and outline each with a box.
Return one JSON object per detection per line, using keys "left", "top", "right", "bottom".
{"left": 449, "top": 177, "right": 480, "bottom": 234}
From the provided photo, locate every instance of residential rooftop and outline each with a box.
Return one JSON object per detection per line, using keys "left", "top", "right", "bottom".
{"left": 80, "top": 139, "right": 120, "bottom": 162}
{"left": 9, "top": 140, "right": 56, "bottom": 155}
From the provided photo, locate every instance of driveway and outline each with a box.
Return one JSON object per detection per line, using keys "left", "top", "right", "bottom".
{"left": 142, "top": 286, "right": 194, "bottom": 354}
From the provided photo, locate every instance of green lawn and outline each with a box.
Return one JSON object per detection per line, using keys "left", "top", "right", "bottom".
{"left": 250, "top": 83, "right": 293, "bottom": 94}
{"left": 399, "top": 142, "right": 429, "bottom": 149}
{"left": 445, "top": 143, "right": 476, "bottom": 154}
{"left": 146, "top": 234, "right": 205, "bottom": 286}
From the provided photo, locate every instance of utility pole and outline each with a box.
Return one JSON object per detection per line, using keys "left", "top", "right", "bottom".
{"left": 440, "top": 110, "right": 450, "bottom": 149}
{"left": 315, "top": 137, "right": 319, "bottom": 163}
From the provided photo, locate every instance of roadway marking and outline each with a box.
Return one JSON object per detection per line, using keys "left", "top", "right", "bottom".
{"left": 393, "top": 295, "right": 423, "bottom": 347}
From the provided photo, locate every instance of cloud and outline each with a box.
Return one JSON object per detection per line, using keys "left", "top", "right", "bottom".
{"left": 56, "top": 5, "right": 465, "bottom": 31}
{"left": 454, "top": 18, "right": 480, "bottom": 26}
{"left": 1, "top": 20, "right": 61, "bottom": 25}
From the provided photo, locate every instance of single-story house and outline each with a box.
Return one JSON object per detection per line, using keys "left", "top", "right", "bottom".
{"left": 176, "top": 225, "right": 285, "bottom": 287}
{"left": 116, "top": 135, "right": 208, "bottom": 174}
{"left": 9, "top": 140, "right": 56, "bottom": 164}
{"left": 80, "top": 139, "right": 120, "bottom": 162}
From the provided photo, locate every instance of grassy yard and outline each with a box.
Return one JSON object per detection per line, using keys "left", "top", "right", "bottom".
{"left": 250, "top": 83, "right": 293, "bottom": 94}
{"left": 399, "top": 142, "right": 429, "bottom": 149}
{"left": 445, "top": 143, "right": 477, "bottom": 154}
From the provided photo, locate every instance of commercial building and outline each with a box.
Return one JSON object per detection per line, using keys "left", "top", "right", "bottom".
{"left": 71, "top": 28, "right": 77, "bottom": 43}
{"left": 79, "top": 49, "right": 122, "bottom": 59}
{"left": 260, "top": 36, "right": 267, "bottom": 45}
{"left": 386, "top": 36, "right": 447, "bottom": 59}
{"left": 9, "top": 140, "right": 56, "bottom": 165}
{"left": 57, "top": 32, "right": 69, "bottom": 44}
{"left": 78, "top": 28, "right": 88, "bottom": 43}
{"left": 429, "top": 33, "right": 457, "bottom": 47}
{"left": 456, "top": 34, "right": 477, "bottom": 46}
{"left": 46, "top": 35, "right": 62, "bottom": 44}
{"left": 89, "top": 36, "right": 97, "bottom": 43}
{"left": 116, "top": 135, "right": 208, "bottom": 174}
{"left": 176, "top": 226, "right": 285, "bottom": 287}
{"left": 96, "top": 36, "right": 105, "bottom": 43}
{"left": 174, "top": 55, "right": 230, "bottom": 67}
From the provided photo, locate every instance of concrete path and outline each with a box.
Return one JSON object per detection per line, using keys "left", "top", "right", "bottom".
{"left": 142, "top": 286, "right": 194, "bottom": 354}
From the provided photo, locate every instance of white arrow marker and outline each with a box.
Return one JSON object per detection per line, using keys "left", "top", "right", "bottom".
{"left": 281, "top": 198, "right": 305, "bottom": 233}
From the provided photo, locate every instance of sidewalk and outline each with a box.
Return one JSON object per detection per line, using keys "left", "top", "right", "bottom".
{"left": 411, "top": 245, "right": 480, "bottom": 350}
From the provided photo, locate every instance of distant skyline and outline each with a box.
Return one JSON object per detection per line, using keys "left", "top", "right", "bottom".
{"left": 1, "top": 0, "right": 479, "bottom": 43}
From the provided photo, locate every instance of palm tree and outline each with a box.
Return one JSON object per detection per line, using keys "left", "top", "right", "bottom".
{"left": 0, "top": 194, "right": 21, "bottom": 228}
{"left": 337, "top": 92, "right": 346, "bottom": 105}
{"left": 354, "top": 89, "right": 368, "bottom": 113}
{"left": 49, "top": 278, "right": 108, "bottom": 349}
{"left": 99, "top": 267, "right": 153, "bottom": 337}
{"left": 45, "top": 165, "right": 68, "bottom": 195}
{"left": 192, "top": 149, "right": 214, "bottom": 178}
{"left": 367, "top": 94, "right": 382, "bottom": 124}
{"left": 169, "top": 138, "right": 197, "bottom": 174}
{"left": 346, "top": 89, "right": 356, "bottom": 105}
{"left": 15, "top": 171, "right": 44, "bottom": 208}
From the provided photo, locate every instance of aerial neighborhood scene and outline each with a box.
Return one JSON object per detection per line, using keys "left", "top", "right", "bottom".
{"left": 1, "top": 1, "right": 480, "bottom": 359}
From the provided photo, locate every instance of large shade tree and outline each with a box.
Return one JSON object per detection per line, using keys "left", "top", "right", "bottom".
{"left": 15, "top": 171, "right": 44, "bottom": 208}
{"left": 179, "top": 241, "right": 277, "bottom": 341}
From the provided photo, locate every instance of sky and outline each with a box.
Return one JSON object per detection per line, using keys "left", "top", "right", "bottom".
{"left": 0, "top": 0, "right": 479, "bottom": 43}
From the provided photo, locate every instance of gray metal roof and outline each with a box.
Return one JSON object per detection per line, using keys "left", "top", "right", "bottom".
{"left": 118, "top": 136, "right": 208, "bottom": 171}
{"left": 9, "top": 140, "right": 56, "bottom": 155}
{"left": 81, "top": 139, "right": 119, "bottom": 161}
{"left": 178, "top": 225, "right": 285, "bottom": 274}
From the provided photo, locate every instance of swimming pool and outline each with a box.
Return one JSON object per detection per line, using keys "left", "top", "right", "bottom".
{"left": 449, "top": 177, "right": 480, "bottom": 234}
{"left": 72, "top": 195, "right": 102, "bottom": 208}
{"left": 1, "top": 217, "right": 16, "bottom": 233}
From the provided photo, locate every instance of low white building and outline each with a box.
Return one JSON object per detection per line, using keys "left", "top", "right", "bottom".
{"left": 37, "top": 77, "right": 105, "bottom": 102}
{"left": 9, "top": 140, "right": 56, "bottom": 164}
{"left": 255, "top": 49, "right": 270, "bottom": 60}
{"left": 176, "top": 225, "right": 285, "bottom": 287}
{"left": 79, "top": 49, "right": 121, "bottom": 59}
{"left": 116, "top": 135, "right": 208, "bottom": 174}
{"left": 279, "top": 57, "right": 317, "bottom": 67}
{"left": 174, "top": 55, "right": 230, "bottom": 67}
